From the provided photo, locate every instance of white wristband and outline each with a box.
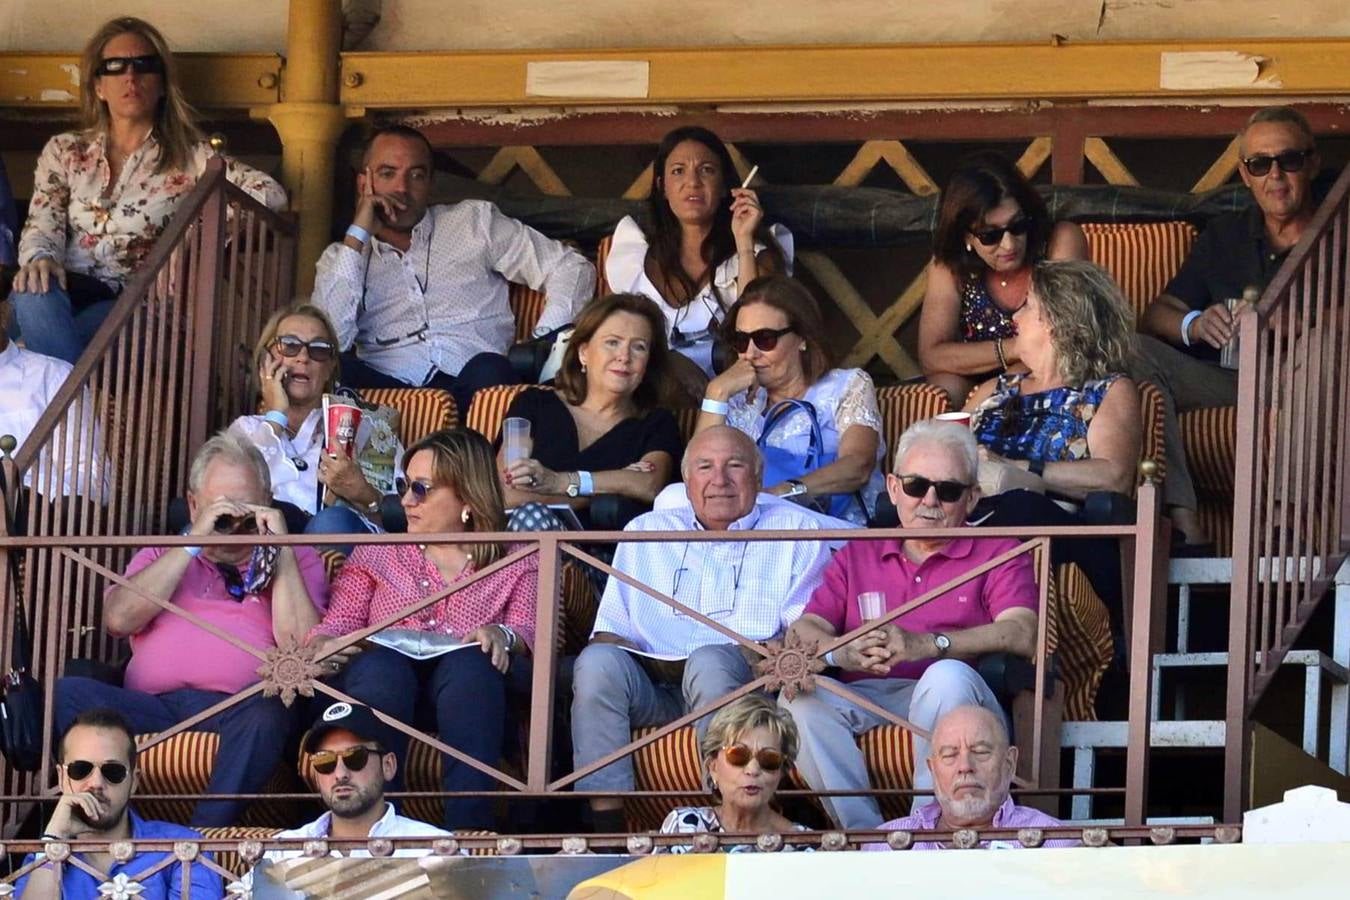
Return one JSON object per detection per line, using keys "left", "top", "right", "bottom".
{"left": 346, "top": 223, "right": 371, "bottom": 245}
{"left": 823, "top": 649, "right": 838, "bottom": 667}
{"left": 1180, "top": 310, "right": 1202, "bottom": 347}
{"left": 701, "top": 397, "right": 730, "bottom": 416}
{"left": 578, "top": 470, "right": 595, "bottom": 497}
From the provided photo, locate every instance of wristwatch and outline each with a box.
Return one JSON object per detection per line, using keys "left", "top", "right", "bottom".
{"left": 781, "top": 480, "right": 808, "bottom": 499}
{"left": 565, "top": 473, "right": 581, "bottom": 498}
{"left": 932, "top": 633, "right": 952, "bottom": 658}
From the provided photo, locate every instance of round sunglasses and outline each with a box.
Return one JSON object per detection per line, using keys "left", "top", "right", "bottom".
{"left": 969, "top": 216, "right": 1031, "bottom": 248}
{"left": 63, "top": 760, "right": 130, "bottom": 784}
{"left": 1241, "top": 149, "right": 1313, "bottom": 178}
{"left": 729, "top": 326, "right": 794, "bottom": 354}
{"left": 310, "top": 745, "right": 382, "bottom": 775}
{"left": 722, "top": 743, "right": 785, "bottom": 771}
{"left": 273, "top": 335, "right": 336, "bottom": 362}
{"left": 897, "top": 475, "right": 971, "bottom": 503}
{"left": 395, "top": 477, "right": 440, "bottom": 503}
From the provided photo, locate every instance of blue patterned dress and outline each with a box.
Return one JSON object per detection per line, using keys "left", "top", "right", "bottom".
{"left": 969, "top": 371, "right": 1123, "bottom": 463}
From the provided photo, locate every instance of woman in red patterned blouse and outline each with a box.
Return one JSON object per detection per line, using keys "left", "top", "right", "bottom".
{"left": 306, "top": 427, "right": 537, "bottom": 829}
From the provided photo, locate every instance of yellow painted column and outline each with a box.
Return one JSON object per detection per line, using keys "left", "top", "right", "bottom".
{"left": 263, "top": 0, "right": 347, "bottom": 296}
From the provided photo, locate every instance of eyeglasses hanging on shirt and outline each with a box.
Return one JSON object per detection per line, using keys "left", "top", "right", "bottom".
{"left": 357, "top": 217, "right": 436, "bottom": 343}
{"left": 671, "top": 540, "right": 747, "bottom": 600}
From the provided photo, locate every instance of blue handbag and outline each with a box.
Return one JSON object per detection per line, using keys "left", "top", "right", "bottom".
{"left": 757, "top": 398, "right": 864, "bottom": 521}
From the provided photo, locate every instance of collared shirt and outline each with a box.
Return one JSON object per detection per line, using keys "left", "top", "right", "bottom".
{"left": 312, "top": 200, "right": 596, "bottom": 384}
{"left": 1164, "top": 204, "right": 1291, "bottom": 362}
{"left": 592, "top": 501, "right": 831, "bottom": 656}
{"left": 0, "top": 340, "right": 106, "bottom": 498}
{"left": 246, "top": 803, "right": 452, "bottom": 891}
{"left": 309, "top": 542, "right": 538, "bottom": 650}
{"left": 20, "top": 131, "right": 286, "bottom": 287}
{"left": 802, "top": 533, "right": 1039, "bottom": 682}
{"left": 15, "top": 812, "right": 224, "bottom": 899}
{"left": 862, "top": 796, "right": 1079, "bottom": 850}
{"left": 119, "top": 545, "right": 329, "bottom": 695}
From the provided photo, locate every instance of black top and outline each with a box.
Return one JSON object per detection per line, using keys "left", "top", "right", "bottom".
{"left": 501, "top": 388, "right": 684, "bottom": 475}
{"left": 1164, "top": 205, "right": 1291, "bottom": 362}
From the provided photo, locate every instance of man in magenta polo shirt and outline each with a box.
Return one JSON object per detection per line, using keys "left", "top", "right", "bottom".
{"left": 781, "top": 419, "right": 1038, "bottom": 829}
{"left": 54, "top": 433, "right": 329, "bottom": 827}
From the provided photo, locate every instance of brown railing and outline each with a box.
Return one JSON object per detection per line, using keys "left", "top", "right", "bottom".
{"left": 1225, "top": 162, "right": 1350, "bottom": 820}
{"left": 0, "top": 158, "right": 295, "bottom": 833}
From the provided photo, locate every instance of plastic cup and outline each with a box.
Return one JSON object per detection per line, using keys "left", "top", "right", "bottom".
{"left": 325, "top": 402, "right": 362, "bottom": 458}
{"left": 1219, "top": 297, "right": 1241, "bottom": 370}
{"left": 857, "top": 591, "right": 886, "bottom": 622}
{"left": 936, "top": 411, "right": 972, "bottom": 427}
{"left": 503, "top": 417, "right": 533, "bottom": 465}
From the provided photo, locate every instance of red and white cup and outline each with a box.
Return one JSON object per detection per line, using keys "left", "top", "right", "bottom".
{"left": 936, "top": 411, "right": 972, "bottom": 427}
{"left": 326, "top": 402, "right": 363, "bottom": 458}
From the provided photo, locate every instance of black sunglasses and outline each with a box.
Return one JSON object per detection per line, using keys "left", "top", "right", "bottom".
{"left": 722, "top": 743, "right": 785, "bottom": 771}
{"left": 64, "top": 760, "right": 130, "bottom": 784}
{"left": 970, "top": 216, "right": 1032, "bottom": 248}
{"left": 395, "top": 477, "right": 438, "bottom": 503}
{"left": 729, "top": 326, "right": 794, "bottom": 354}
{"left": 213, "top": 513, "right": 258, "bottom": 536}
{"left": 94, "top": 55, "right": 164, "bottom": 78}
{"left": 274, "top": 335, "right": 336, "bottom": 362}
{"left": 1242, "top": 149, "right": 1313, "bottom": 177}
{"left": 897, "top": 475, "right": 971, "bottom": 503}
{"left": 311, "top": 745, "right": 380, "bottom": 775}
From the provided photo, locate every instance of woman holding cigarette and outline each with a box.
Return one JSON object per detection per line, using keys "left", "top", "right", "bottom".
{"left": 228, "top": 303, "right": 403, "bottom": 538}
{"left": 605, "top": 126, "right": 790, "bottom": 401}
{"left": 918, "top": 151, "right": 1088, "bottom": 407}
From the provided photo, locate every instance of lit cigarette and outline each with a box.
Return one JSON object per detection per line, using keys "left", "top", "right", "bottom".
{"left": 740, "top": 165, "right": 759, "bottom": 189}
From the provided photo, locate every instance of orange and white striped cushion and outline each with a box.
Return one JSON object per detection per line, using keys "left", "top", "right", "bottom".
{"left": 196, "top": 826, "right": 280, "bottom": 879}
{"left": 1178, "top": 406, "right": 1237, "bottom": 498}
{"left": 1050, "top": 563, "right": 1114, "bottom": 721}
{"left": 359, "top": 387, "right": 457, "bottom": 447}
{"left": 509, "top": 283, "right": 548, "bottom": 343}
{"left": 465, "top": 384, "right": 536, "bottom": 441}
{"left": 1137, "top": 380, "right": 1168, "bottom": 486}
{"left": 1082, "top": 221, "right": 1198, "bottom": 323}
{"left": 135, "top": 732, "right": 297, "bottom": 828}
{"left": 595, "top": 235, "right": 613, "bottom": 298}
{"left": 875, "top": 384, "right": 952, "bottom": 472}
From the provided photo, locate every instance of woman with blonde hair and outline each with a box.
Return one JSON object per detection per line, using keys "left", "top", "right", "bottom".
{"left": 228, "top": 303, "right": 402, "bottom": 539}
{"left": 304, "top": 427, "right": 538, "bottom": 829}
{"left": 659, "top": 695, "right": 811, "bottom": 852}
{"left": 11, "top": 15, "right": 285, "bottom": 363}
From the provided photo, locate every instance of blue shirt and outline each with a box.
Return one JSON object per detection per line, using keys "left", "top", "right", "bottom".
{"left": 15, "top": 812, "right": 223, "bottom": 899}
{"left": 0, "top": 154, "right": 17, "bottom": 266}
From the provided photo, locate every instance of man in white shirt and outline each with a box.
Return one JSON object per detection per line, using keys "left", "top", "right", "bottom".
{"left": 312, "top": 125, "right": 596, "bottom": 416}
{"left": 248, "top": 701, "right": 449, "bottom": 891}
{"left": 571, "top": 425, "right": 832, "bottom": 832}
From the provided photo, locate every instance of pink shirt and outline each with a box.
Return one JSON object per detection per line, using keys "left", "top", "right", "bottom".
{"left": 802, "top": 534, "right": 1038, "bottom": 682}
{"left": 309, "top": 543, "right": 538, "bottom": 650}
{"left": 862, "top": 797, "right": 1078, "bottom": 850}
{"left": 121, "top": 546, "right": 329, "bottom": 695}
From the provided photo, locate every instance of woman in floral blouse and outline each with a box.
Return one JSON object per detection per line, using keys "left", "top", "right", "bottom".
{"left": 11, "top": 16, "right": 286, "bottom": 364}
{"left": 304, "top": 428, "right": 538, "bottom": 829}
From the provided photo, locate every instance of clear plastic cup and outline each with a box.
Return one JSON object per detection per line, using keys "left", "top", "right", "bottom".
{"left": 502, "top": 417, "right": 533, "bottom": 465}
{"left": 857, "top": 591, "right": 886, "bottom": 622}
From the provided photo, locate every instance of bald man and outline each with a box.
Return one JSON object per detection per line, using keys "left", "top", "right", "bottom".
{"left": 571, "top": 426, "right": 832, "bottom": 833}
{"left": 864, "top": 705, "right": 1077, "bottom": 850}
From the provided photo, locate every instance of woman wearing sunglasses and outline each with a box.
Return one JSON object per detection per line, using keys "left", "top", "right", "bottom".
{"left": 659, "top": 695, "right": 811, "bottom": 852}
{"left": 9, "top": 16, "right": 286, "bottom": 365}
{"left": 228, "top": 303, "right": 402, "bottom": 537}
{"left": 304, "top": 428, "right": 537, "bottom": 829}
{"left": 604, "top": 126, "right": 790, "bottom": 403}
{"left": 695, "top": 276, "right": 884, "bottom": 525}
{"left": 918, "top": 151, "right": 1088, "bottom": 407}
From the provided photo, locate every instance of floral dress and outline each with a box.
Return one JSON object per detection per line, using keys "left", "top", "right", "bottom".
{"left": 969, "top": 371, "right": 1123, "bottom": 463}
{"left": 657, "top": 807, "right": 813, "bottom": 854}
{"left": 18, "top": 130, "right": 286, "bottom": 287}
{"left": 959, "top": 274, "right": 1019, "bottom": 342}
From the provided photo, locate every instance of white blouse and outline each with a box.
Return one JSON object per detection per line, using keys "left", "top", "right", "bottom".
{"left": 228, "top": 408, "right": 404, "bottom": 516}
{"left": 604, "top": 215, "right": 795, "bottom": 376}
{"left": 725, "top": 367, "right": 885, "bottom": 525}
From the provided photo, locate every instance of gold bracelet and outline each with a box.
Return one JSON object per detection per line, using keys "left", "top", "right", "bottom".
{"left": 994, "top": 338, "right": 1008, "bottom": 371}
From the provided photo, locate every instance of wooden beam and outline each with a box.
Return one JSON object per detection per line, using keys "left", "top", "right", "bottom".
{"left": 476, "top": 146, "right": 571, "bottom": 196}
{"left": 1084, "top": 136, "right": 1141, "bottom": 186}
{"left": 339, "top": 40, "right": 1350, "bottom": 109}
{"left": 1016, "top": 136, "right": 1054, "bottom": 179}
{"left": 0, "top": 52, "right": 281, "bottom": 109}
{"left": 1193, "top": 135, "right": 1244, "bottom": 192}
{"left": 799, "top": 250, "right": 919, "bottom": 379}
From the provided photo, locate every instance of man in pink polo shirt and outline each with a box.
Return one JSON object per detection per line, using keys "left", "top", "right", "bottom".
{"left": 781, "top": 419, "right": 1038, "bottom": 829}
{"left": 54, "top": 432, "right": 329, "bottom": 827}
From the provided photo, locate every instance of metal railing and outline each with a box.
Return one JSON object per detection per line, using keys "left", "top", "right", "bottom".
{"left": 0, "top": 158, "right": 295, "bottom": 833}
{"left": 1225, "top": 161, "right": 1350, "bottom": 820}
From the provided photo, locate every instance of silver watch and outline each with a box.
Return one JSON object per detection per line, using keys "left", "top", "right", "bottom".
{"left": 933, "top": 633, "right": 952, "bottom": 658}
{"left": 781, "top": 480, "right": 808, "bottom": 499}
{"left": 565, "top": 473, "right": 581, "bottom": 498}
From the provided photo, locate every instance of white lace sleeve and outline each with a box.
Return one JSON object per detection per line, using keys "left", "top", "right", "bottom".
{"left": 834, "top": 369, "right": 882, "bottom": 434}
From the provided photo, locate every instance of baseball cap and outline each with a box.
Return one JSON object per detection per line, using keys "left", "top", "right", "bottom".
{"left": 303, "top": 701, "right": 396, "bottom": 754}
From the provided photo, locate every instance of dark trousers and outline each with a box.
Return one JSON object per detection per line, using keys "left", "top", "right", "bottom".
{"left": 338, "top": 351, "right": 521, "bottom": 420}
{"left": 331, "top": 644, "right": 530, "bottom": 829}
{"left": 55, "top": 676, "right": 295, "bottom": 827}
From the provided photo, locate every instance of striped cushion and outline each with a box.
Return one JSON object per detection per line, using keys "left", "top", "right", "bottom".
{"left": 1051, "top": 563, "right": 1114, "bottom": 721}
{"left": 196, "top": 826, "right": 280, "bottom": 879}
{"left": 465, "top": 384, "right": 535, "bottom": 441}
{"left": 595, "top": 235, "right": 613, "bottom": 297}
{"left": 875, "top": 384, "right": 952, "bottom": 473}
{"left": 1137, "top": 380, "right": 1168, "bottom": 486}
{"left": 1178, "top": 406, "right": 1237, "bottom": 498}
{"left": 359, "top": 388, "right": 457, "bottom": 447}
{"left": 509, "top": 283, "right": 548, "bottom": 343}
{"left": 1082, "top": 221, "right": 1198, "bottom": 323}
{"left": 135, "top": 732, "right": 297, "bottom": 828}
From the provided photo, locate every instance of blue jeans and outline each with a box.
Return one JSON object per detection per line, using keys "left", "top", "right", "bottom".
{"left": 10, "top": 285, "right": 116, "bottom": 364}
{"left": 331, "top": 644, "right": 523, "bottom": 829}
{"left": 55, "top": 676, "right": 296, "bottom": 827}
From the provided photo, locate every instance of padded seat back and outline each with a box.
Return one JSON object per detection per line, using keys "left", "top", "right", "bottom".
{"left": 134, "top": 732, "right": 298, "bottom": 828}
{"left": 358, "top": 387, "right": 457, "bottom": 447}
{"left": 1082, "top": 221, "right": 1198, "bottom": 323}
{"left": 509, "top": 283, "right": 548, "bottom": 343}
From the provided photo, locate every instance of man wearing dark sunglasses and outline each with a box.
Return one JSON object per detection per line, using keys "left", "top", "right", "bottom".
{"left": 15, "top": 709, "right": 224, "bottom": 898}
{"left": 1134, "top": 105, "right": 1322, "bottom": 548}
{"left": 52, "top": 434, "right": 330, "bottom": 829}
{"left": 781, "top": 420, "right": 1039, "bottom": 829}
{"left": 248, "top": 702, "right": 448, "bottom": 889}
